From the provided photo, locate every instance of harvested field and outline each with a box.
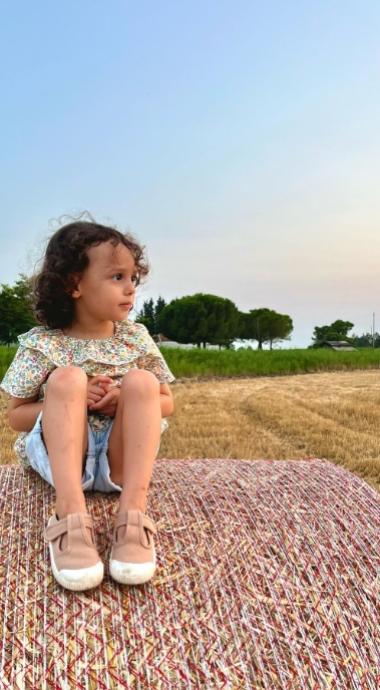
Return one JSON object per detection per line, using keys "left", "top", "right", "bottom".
{"left": 160, "top": 369, "right": 380, "bottom": 493}
{"left": 1, "top": 369, "right": 380, "bottom": 493}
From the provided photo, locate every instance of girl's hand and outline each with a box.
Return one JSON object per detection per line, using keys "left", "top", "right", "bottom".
{"left": 88, "top": 385, "right": 120, "bottom": 417}
{"left": 87, "top": 375, "right": 113, "bottom": 409}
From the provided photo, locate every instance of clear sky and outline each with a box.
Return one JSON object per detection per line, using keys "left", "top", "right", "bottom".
{"left": 1, "top": 1, "right": 380, "bottom": 347}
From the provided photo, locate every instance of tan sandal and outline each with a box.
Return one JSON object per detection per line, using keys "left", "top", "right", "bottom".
{"left": 44, "top": 513, "right": 104, "bottom": 591}
{"left": 109, "top": 510, "right": 157, "bottom": 585}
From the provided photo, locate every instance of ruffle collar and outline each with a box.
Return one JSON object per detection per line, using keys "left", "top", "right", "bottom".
{"left": 17, "top": 320, "right": 154, "bottom": 367}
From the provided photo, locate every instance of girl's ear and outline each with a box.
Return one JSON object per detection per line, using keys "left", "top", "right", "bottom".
{"left": 66, "top": 273, "right": 81, "bottom": 298}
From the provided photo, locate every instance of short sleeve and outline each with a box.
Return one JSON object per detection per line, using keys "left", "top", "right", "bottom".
{"left": 134, "top": 326, "right": 175, "bottom": 384}
{"left": 0, "top": 346, "right": 53, "bottom": 398}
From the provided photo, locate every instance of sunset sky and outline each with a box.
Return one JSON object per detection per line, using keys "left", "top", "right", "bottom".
{"left": 1, "top": 1, "right": 380, "bottom": 346}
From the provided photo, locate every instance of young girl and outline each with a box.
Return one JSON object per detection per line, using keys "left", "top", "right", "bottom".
{"left": 0, "top": 220, "right": 175, "bottom": 591}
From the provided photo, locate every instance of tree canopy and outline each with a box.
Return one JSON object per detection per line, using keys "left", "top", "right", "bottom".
{"left": 240, "top": 308, "right": 293, "bottom": 349}
{"left": 311, "top": 320, "right": 354, "bottom": 346}
{"left": 157, "top": 293, "right": 240, "bottom": 348}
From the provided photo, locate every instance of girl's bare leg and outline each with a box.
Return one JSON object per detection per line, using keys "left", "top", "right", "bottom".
{"left": 42, "top": 366, "right": 88, "bottom": 519}
{"left": 107, "top": 369, "right": 161, "bottom": 514}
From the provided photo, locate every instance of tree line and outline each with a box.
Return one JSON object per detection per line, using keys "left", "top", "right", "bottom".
{"left": 133, "top": 301, "right": 380, "bottom": 349}
{"left": 0, "top": 275, "right": 378, "bottom": 349}
{"left": 135, "top": 295, "right": 292, "bottom": 348}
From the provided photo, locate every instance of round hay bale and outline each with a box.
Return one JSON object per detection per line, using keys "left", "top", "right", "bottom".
{"left": 0, "top": 458, "right": 379, "bottom": 688}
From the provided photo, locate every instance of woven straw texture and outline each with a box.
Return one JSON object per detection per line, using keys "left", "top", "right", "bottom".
{"left": 0, "top": 458, "right": 379, "bottom": 690}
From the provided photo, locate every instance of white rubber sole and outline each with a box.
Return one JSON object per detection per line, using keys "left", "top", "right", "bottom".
{"left": 109, "top": 544, "right": 156, "bottom": 585}
{"left": 48, "top": 541, "right": 104, "bottom": 591}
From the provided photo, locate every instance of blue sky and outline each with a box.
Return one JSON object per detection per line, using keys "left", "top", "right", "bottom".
{"left": 1, "top": 1, "right": 380, "bottom": 346}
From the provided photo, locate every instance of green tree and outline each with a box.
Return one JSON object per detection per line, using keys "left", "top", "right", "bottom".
{"left": 0, "top": 274, "right": 36, "bottom": 345}
{"left": 266, "top": 312, "right": 293, "bottom": 349}
{"left": 136, "top": 296, "right": 168, "bottom": 335}
{"left": 240, "top": 308, "right": 293, "bottom": 349}
{"left": 351, "top": 331, "right": 380, "bottom": 348}
{"left": 136, "top": 297, "right": 155, "bottom": 333}
{"left": 0, "top": 285, "right": 19, "bottom": 344}
{"left": 312, "top": 320, "right": 354, "bottom": 346}
{"left": 158, "top": 293, "right": 240, "bottom": 348}
{"left": 154, "top": 296, "right": 167, "bottom": 331}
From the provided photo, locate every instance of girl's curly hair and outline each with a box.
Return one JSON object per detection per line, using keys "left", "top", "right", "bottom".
{"left": 33, "top": 220, "right": 149, "bottom": 329}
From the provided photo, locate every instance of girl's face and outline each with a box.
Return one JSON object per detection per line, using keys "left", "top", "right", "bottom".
{"left": 70, "top": 241, "right": 138, "bottom": 324}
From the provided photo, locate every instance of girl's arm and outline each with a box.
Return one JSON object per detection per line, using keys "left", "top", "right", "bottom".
{"left": 89, "top": 381, "right": 174, "bottom": 418}
{"left": 7, "top": 382, "right": 174, "bottom": 430}
{"left": 160, "top": 383, "right": 174, "bottom": 417}
{"left": 7, "top": 395, "right": 42, "bottom": 432}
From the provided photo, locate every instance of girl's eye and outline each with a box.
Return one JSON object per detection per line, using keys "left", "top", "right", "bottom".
{"left": 112, "top": 273, "right": 140, "bottom": 286}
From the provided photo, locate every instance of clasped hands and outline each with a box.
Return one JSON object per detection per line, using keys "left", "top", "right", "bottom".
{"left": 87, "top": 375, "right": 120, "bottom": 417}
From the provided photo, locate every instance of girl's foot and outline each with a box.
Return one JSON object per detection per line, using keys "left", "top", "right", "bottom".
{"left": 109, "top": 510, "right": 157, "bottom": 585}
{"left": 44, "top": 512, "right": 104, "bottom": 591}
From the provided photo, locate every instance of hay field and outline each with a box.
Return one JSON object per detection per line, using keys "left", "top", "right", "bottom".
{"left": 164, "top": 369, "right": 380, "bottom": 494}
{"left": 1, "top": 369, "right": 380, "bottom": 493}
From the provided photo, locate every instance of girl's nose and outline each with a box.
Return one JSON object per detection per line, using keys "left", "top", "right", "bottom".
{"left": 124, "top": 278, "right": 135, "bottom": 294}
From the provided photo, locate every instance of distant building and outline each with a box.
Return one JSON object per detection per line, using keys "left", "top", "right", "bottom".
{"left": 153, "top": 333, "right": 223, "bottom": 350}
{"left": 153, "top": 333, "right": 170, "bottom": 343}
{"left": 320, "top": 340, "right": 357, "bottom": 351}
{"left": 158, "top": 341, "right": 197, "bottom": 350}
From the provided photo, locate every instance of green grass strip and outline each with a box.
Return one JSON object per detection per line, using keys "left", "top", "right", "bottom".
{"left": 1, "top": 345, "right": 380, "bottom": 381}
{"left": 160, "top": 346, "right": 380, "bottom": 378}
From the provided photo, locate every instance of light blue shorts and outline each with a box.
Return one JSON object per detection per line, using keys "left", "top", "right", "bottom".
{"left": 25, "top": 411, "right": 122, "bottom": 493}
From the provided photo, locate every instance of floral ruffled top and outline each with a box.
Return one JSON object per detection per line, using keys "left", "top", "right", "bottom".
{"left": 0, "top": 320, "right": 175, "bottom": 467}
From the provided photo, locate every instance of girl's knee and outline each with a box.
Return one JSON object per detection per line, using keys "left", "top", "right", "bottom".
{"left": 121, "top": 369, "right": 159, "bottom": 396}
{"left": 47, "top": 366, "right": 87, "bottom": 391}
